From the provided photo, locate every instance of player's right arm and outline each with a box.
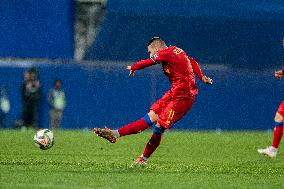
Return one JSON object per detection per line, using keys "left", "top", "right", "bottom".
{"left": 127, "top": 58, "right": 157, "bottom": 76}
{"left": 187, "top": 56, "right": 213, "bottom": 84}
{"left": 275, "top": 70, "right": 284, "bottom": 79}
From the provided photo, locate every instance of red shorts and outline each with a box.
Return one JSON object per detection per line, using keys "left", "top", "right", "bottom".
{"left": 277, "top": 100, "right": 284, "bottom": 117}
{"left": 150, "top": 90, "right": 195, "bottom": 129}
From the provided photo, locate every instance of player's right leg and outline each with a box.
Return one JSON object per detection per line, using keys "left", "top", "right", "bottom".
{"left": 132, "top": 95, "right": 195, "bottom": 166}
{"left": 258, "top": 101, "right": 284, "bottom": 158}
{"left": 93, "top": 111, "right": 157, "bottom": 143}
{"left": 132, "top": 123, "right": 165, "bottom": 166}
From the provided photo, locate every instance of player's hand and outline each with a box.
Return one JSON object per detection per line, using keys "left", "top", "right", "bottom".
{"left": 202, "top": 76, "right": 213, "bottom": 84}
{"left": 127, "top": 66, "right": 135, "bottom": 77}
{"left": 275, "top": 70, "right": 284, "bottom": 79}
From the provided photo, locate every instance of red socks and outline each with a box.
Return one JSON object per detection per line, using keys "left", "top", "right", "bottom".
{"left": 118, "top": 118, "right": 150, "bottom": 136}
{"left": 143, "top": 133, "right": 162, "bottom": 158}
{"left": 272, "top": 125, "right": 284, "bottom": 148}
{"left": 117, "top": 116, "right": 163, "bottom": 159}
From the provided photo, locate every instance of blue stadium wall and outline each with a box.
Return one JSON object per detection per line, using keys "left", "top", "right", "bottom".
{"left": 0, "top": 61, "right": 283, "bottom": 131}
{"left": 0, "top": 0, "right": 283, "bottom": 131}
{"left": 0, "top": 0, "right": 75, "bottom": 59}
{"left": 85, "top": 0, "right": 284, "bottom": 69}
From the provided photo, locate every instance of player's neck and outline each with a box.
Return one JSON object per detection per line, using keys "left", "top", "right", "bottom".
{"left": 159, "top": 45, "right": 168, "bottom": 51}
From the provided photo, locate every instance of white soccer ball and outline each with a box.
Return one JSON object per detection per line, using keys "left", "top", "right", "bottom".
{"left": 34, "top": 129, "right": 55, "bottom": 150}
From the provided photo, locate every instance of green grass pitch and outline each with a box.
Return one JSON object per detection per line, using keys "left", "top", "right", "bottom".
{"left": 0, "top": 130, "right": 283, "bottom": 189}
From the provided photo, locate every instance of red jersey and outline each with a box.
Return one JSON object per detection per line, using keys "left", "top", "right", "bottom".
{"left": 131, "top": 46, "right": 204, "bottom": 96}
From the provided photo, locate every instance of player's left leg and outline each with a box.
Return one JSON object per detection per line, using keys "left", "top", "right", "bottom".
{"left": 93, "top": 111, "right": 158, "bottom": 143}
{"left": 258, "top": 101, "right": 284, "bottom": 157}
{"left": 94, "top": 91, "right": 171, "bottom": 143}
{"left": 117, "top": 111, "right": 158, "bottom": 137}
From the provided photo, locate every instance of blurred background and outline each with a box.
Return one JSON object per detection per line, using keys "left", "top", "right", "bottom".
{"left": 0, "top": 0, "right": 283, "bottom": 130}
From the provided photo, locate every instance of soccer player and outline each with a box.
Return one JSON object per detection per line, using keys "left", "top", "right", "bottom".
{"left": 94, "top": 37, "right": 213, "bottom": 165}
{"left": 258, "top": 69, "right": 284, "bottom": 158}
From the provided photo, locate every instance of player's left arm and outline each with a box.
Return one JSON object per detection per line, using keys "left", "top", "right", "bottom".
{"left": 275, "top": 69, "right": 284, "bottom": 79}
{"left": 127, "top": 58, "right": 157, "bottom": 77}
{"left": 189, "top": 57, "right": 213, "bottom": 84}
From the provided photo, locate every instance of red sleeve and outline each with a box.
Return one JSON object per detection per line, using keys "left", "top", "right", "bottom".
{"left": 131, "top": 58, "right": 157, "bottom": 71}
{"left": 282, "top": 70, "right": 284, "bottom": 75}
{"left": 189, "top": 57, "right": 204, "bottom": 80}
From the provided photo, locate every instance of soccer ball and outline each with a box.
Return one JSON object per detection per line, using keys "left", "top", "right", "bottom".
{"left": 34, "top": 129, "right": 55, "bottom": 150}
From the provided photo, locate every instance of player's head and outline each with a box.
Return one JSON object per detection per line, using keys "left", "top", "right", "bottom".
{"left": 147, "top": 36, "right": 167, "bottom": 57}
